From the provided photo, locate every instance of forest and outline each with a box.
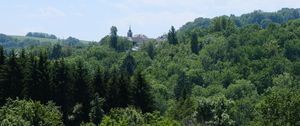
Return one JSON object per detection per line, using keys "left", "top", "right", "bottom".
{"left": 0, "top": 8, "right": 300, "bottom": 126}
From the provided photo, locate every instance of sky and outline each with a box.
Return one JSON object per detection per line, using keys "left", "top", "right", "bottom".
{"left": 0, "top": 0, "right": 299, "bottom": 41}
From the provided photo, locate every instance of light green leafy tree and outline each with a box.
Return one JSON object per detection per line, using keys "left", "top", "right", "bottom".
{"left": 0, "top": 99, "right": 63, "bottom": 126}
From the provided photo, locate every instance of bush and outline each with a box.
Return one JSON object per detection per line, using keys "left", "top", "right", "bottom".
{"left": 0, "top": 99, "right": 63, "bottom": 126}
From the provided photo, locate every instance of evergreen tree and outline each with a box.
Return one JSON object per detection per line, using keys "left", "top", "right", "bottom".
{"left": 191, "top": 33, "right": 199, "bottom": 54}
{"left": 24, "top": 51, "right": 52, "bottom": 102}
{"left": 73, "top": 60, "right": 91, "bottom": 122}
{"left": 145, "top": 42, "right": 155, "bottom": 59}
{"left": 23, "top": 53, "right": 39, "bottom": 99}
{"left": 105, "top": 65, "right": 120, "bottom": 111}
{"left": 89, "top": 93, "right": 105, "bottom": 124}
{"left": 19, "top": 48, "right": 28, "bottom": 98}
{"left": 174, "top": 72, "right": 192, "bottom": 100}
{"left": 19, "top": 48, "right": 27, "bottom": 62}
{"left": 37, "top": 51, "right": 51, "bottom": 102}
{"left": 6, "top": 50, "right": 23, "bottom": 99}
{"left": 118, "top": 73, "right": 132, "bottom": 108}
{"left": 93, "top": 67, "right": 107, "bottom": 98}
{"left": 171, "top": 97, "right": 196, "bottom": 124}
{"left": 51, "top": 44, "right": 63, "bottom": 59}
{"left": 121, "top": 53, "right": 136, "bottom": 76}
{"left": 0, "top": 46, "right": 5, "bottom": 65}
{"left": 51, "top": 59, "right": 72, "bottom": 123}
{"left": 132, "top": 71, "right": 154, "bottom": 112}
{"left": 0, "top": 47, "right": 8, "bottom": 104}
{"left": 110, "top": 26, "right": 118, "bottom": 50}
{"left": 168, "top": 26, "right": 178, "bottom": 45}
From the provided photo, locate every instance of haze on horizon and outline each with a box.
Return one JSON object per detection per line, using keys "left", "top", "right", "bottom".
{"left": 0, "top": 0, "right": 299, "bottom": 41}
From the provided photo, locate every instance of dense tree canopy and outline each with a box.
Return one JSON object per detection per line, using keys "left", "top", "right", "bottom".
{"left": 0, "top": 8, "right": 300, "bottom": 126}
{"left": 0, "top": 99, "right": 63, "bottom": 126}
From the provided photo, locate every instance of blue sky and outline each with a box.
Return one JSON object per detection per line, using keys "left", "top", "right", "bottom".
{"left": 0, "top": 0, "right": 299, "bottom": 41}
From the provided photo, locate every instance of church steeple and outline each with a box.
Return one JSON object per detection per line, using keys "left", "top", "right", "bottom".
{"left": 127, "top": 25, "right": 133, "bottom": 38}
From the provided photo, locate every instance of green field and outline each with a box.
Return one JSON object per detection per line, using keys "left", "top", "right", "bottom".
{"left": 10, "top": 35, "right": 92, "bottom": 44}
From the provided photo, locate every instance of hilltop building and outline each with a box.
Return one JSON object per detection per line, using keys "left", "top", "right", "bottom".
{"left": 127, "top": 26, "right": 133, "bottom": 38}
{"left": 126, "top": 26, "right": 149, "bottom": 51}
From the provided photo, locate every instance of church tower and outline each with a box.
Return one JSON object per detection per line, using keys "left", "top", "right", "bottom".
{"left": 127, "top": 26, "right": 133, "bottom": 38}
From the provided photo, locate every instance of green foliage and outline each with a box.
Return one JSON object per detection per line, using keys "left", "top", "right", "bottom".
{"left": 0, "top": 49, "right": 24, "bottom": 99}
{"left": 73, "top": 60, "right": 91, "bottom": 122}
{"left": 26, "top": 32, "right": 57, "bottom": 39}
{"left": 174, "top": 72, "right": 192, "bottom": 100}
{"left": 211, "top": 16, "right": 236, "bottom": 35}
{"left": 190, "top": 33, "right": 199, "bottom": 54}
{"left": 167, "top": 97, "right": 197, "bottom": 125}
{"left": 50, "top": 58, "right": 72, "bottom": 122}
{"left": 101, "top": 28, "right": 133, "bottom": 52}
{"left": 68, "top": 103, "right": 84, "bottom": 125}
{"left": 0, "top": 99, "right": 63, "bottom": 126}
{"left": 89, "top": 93, "right": 105, "bottom": 124}
{"left": 255, "top": 87, "right": 300, "bottom": 125}
{"left": 0, "top": 46, "right": 5, "bottom": 65}
{"left": 99, "top": 107, "right": 179, "bottom": 126}
{"left": 180, "top": 17, "right": 211, "bottom": 32}
{"left": 284, "top": 39, "right": 300, "bottom": 61}
{"left": 132, "top": 71, "right": 155, "bottom": 112}
{"left": 93, "top": 67, "right": 107, "bottom": 98}
{"left": 179, "top": 8, "right": 300, "bottom": 32}
{"left": 141, "top": 41, "right": 156, "bottom": 59}
{"left": 168, "top": 26, "right": 178, "bottom": 45}
{"left": 0, "top": 8, "right": 300, "bottom": 126}
{"left": 64, "top": 37, "right": 80, "bottom": 46}
{"left": 195, "top": 96, "right": 235, "bottom": 126}
{"left": 121, "top": 53, "right": 136, "bottom": 76}
{"left": 226, "top": 80, "right": 258, "bottom": 125}
{"left": 51, "top": 44, "right": 63, "bottom": 59}
{"left": 225, "top": 79, "right": 257, "bottom": 100}
{"left": 110, "top": 26, "right": 118, "bottom": 50}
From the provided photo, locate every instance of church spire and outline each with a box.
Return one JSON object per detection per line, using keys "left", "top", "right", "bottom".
{"left": 127, "top": 25, "right": 133, "bottom": 38}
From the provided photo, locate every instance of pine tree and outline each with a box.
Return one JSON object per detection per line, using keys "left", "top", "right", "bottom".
{"left": 51, "top": 58, "right": 72, "bottom": 123}
{"left": 168, "top": 26, "right": 178, "bottom": 45}
{"left": 118, "top": 73, "right": 132, "bottom": 107}
{"left": 73, "top": 60, "right": 91, "bottom": 122}
{"left": 110, "top": 26, "right": 118, "bottom": 50}
{"left": 23, "top": 53, "right": 39, "bottom": 99}
{"left": 105, "top": 66, "right": 133, "bottom": 110}
{"left": 19, "top": 48, "right": 28, "bottom": 97}
{"left": 37, "top": 51, "right": 51, "bottom": 102}
{"left": 0, "top": 46, "right": 7, "bottom": 104}
{"left": 6, "top": 49, "right": 23, "bottom": 99}
{"left": 132, "top": 71, "right": 154, "bottom": 112}
{"left": 93, "top": 67, "right": 107, "bottom": 98}
{"left": 105, "top": 65, "right": 120, "bottom": 111}
{"left": 146, "top": 42, "right": 155, "bottom": 59}
{"left": 89, "top": 93, "right": 105, "bottom": 124}
{"left": 191, "top": 33, "right": 199, "bottom": 54}
{"left": 51, "top": 44, "right": 63, "bottom": 59}
{"left": 0, "top": 46, "right": 5, "bottom": 65}
{"left": 174, "top": 72, "right": 192, "bottom": 100}
{"left": 121, "top": 53, "right": 136, "bottom": 76}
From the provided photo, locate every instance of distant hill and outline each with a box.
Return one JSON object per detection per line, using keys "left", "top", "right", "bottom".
{"left": 0, "top": 33, "right": 91, "bottom": 49}
{"left": 179, "top": 8, "right": 300, "bottom": 32}
{"left": 26, "top": 32, "right": 57, "bottom": 39}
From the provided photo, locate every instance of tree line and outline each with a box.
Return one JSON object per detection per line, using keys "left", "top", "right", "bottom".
{"left": 0, "top": 8, "right": 300, "bottom": 125}
{"left": 0, "top": 46, "right": 155, "bottom": 125}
